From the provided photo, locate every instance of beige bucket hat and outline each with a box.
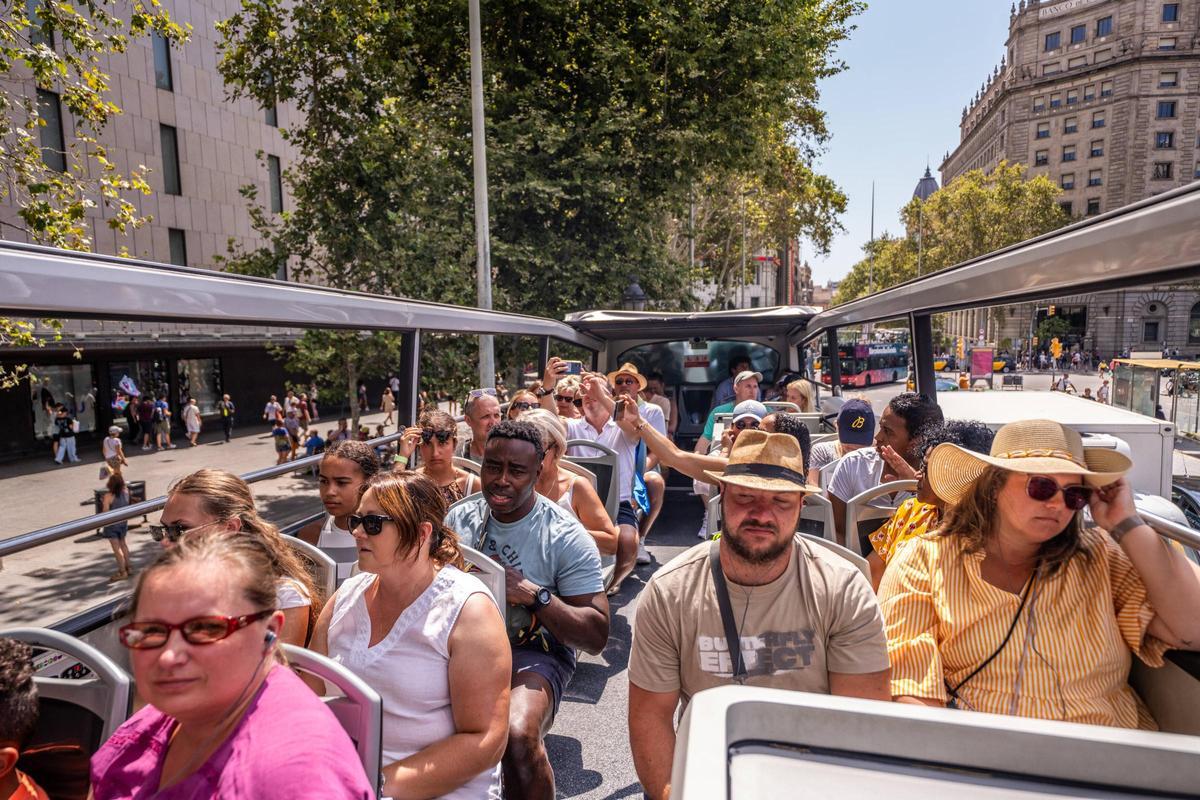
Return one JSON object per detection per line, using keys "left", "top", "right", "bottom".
{"left": 927, "top": 418, "right": 1131, "bottom": 506}
{"left": 606, "top": 362, "right": 648, "bottom": 392}
{"left": 704, "top": 430, "right": 822, "bottom": 494}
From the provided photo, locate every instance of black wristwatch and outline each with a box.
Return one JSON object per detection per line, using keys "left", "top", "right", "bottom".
{"left": 534, "top": 387, "right": 553, "bottom": 398}
{"left": 527, "top": 586, "right": 552, "bottom": 612}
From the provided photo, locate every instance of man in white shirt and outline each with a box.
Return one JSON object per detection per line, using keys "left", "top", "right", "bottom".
{"left": 609, "top": 363, "right": 668, "bottom": 565}
{"left": 828, "top": 392, "right": 942, "bottom": 552}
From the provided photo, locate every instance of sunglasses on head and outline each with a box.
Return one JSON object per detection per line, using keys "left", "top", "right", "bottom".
{"left": 467, "top": 388, "right": 498, "bottom": 401}
{"left": 149, "top": 523, "right": 187, "bottom": 543}
{"left": 510, "top": 401, "right": 536, "bottom": 412}
{"left": 349, "top": 513, "right": 396, "bottom": 536}
{"left": 119, "top": 609, "right": 273, "bottom": 650}
{"left": 1025, "top": 475, "right": 1092, "bottom": 511}
{"left": 733, "top": 419, "right": 761, "bottom": 431}
{"left": 555, "top": 395, "right": 583, "bottom": 407}
{"left": 420, "top": 429, "right": 454, "bottom": 444}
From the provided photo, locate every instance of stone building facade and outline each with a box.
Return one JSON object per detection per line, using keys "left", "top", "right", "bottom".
{"left": 940, "top": 0, "right": 1200, "bottom": 358}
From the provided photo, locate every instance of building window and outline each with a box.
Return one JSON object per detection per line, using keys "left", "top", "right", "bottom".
{"left": 1035, "top": 150, "right": 1049, "bottom": 166}
{"left": 1092, "top": 111, "right": 1106, "bottom": 128}
{"left": 36, "top": 89, "right": 66, "bottom": 173}
{"left": 1195, "top": 162, "right": 1200, "bottom": 179}
{"left": 1067, "top": 89, "right": 1079, "bottom": 105}
{"left": 1094, "top": 48, "right": 1112, "bottom": 62}
{"left": 1160, "top": 71, "right": 1178, "bottom": 88}
{"left": 1043, "top": 62, "right": 1061, "bottom": 76}
{"left": 30, "top": 364, "right": 96, "bottom": 439}
{"left": 1144, "top": 321, "right": 1161, "bottom": 343}
{"left": 1062, "top": 145, "right": 1077, "bottom": 162}
{"left": 1157, "top": 100, "right": 1177, "bottom": 118}
{"left": 1036, "top": 122, "right": 1051, "bottom": 139}
{"left": 1096, "top": 16, "right": 1112, "bottom": 37}
{"left": 265, "top": 102, "right": 277, "bottom": 127}
{"left": 1100, "top": 80, "right": 1113, "bottom": 97}
{"left": 1158, "top": 37, "right": 1177, "bottom": 50}
{"left": 1091, "top": 139, "right": 1105, "bottom": 157}
{"left": 26, "top": 0, "right": 52, "bottom": 47}
{"left": 1070, "top": 24, "right": 1086, "bottom": 44}
{"left": 1084, "top": 85, "right": 1096, "bottom": 101}
{"left": 1189, "top": 302, "right": 1200, "bottom": 343}
{"left": 1156, "top": 131, "right": 1175, "bottom": 149}
{"left": 1050, "top": 94, "right": 1062, "bottom": 108}
{"left": 1059, "top": 201, "right": 1074, "bottom": 216}
{"left": 268, "top": 154, "right": 283, "bottom": 213}
{"left": 1033, "top": 96, "right": 1046, "bottom": 112}
{"left": 167, "top": 228, "right": 187, "bottom": 266}
{"left": 1064, "top": 117, "right": 1078, "bottom": 134}
{"left": 160, "top": 124, "right": 181, "bottom": 195}
{"left": 152, "top": 31, "right": 172, "bottom": 91}
{"left": 1152, "top": 161, "right": 1174, "bottom": 180}
{"left": 1088, "top": 169, "right": 1103, "bottom": 187}
{"left": 1045, "top": 32, "right": 1061, "bottom": 51}
{"left": 1086, "top": 198, "right": 1101, "bottom": 216}
{"left": 1068, "top": 55, "right": 1088, "bottom": 69}
{"left": 1061, "top": 173, "right": 1075, "bottom": 189}
{"left": 177, "top": 358, "right": 223, "bottom": 415}
{"left": 1163, "top": 3, "right": 1180, "bottom": 22}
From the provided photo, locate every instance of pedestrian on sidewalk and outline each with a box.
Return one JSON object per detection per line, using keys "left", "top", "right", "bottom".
{"left": 137, "top": 395, "right": 156, "bottom": 451}
{"left": 263, "top": 394, "right": 283, "bottom": 426}
{"left": 381, "top": 387, "right": 395, "bottom": 425}
{"left": 283, "top": 409, "right": 302, "bottom": 460}
{"left": 154, "top": 394, "right": 176, "bottom": 450}
{"left": 297, "top": 392, "right": 311, "bottom": 431}
{"left": 357, "top": 382, "right": 368, "bottom": 412}
{"left": 271, "top": 419, "right": 291, "bottom": 464}
{"left": 218, "top": 393, "right": 236, "bottom": 442}
{"left": 183, "top": 397, "right": 202, "bottom": 446}
{"left": 102, "top": 425, "right": 128, "bottom": 476}
{"left": 53, "top": 404, "right": 80, "bottom": 464}
{"left": 99, "top": 472, "right": 132, "bottom": 581}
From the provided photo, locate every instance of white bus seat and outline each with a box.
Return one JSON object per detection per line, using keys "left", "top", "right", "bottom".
{"left": 283, "top": 535, "right": 338, "bottom": 601}
{"left": 798, "top": 493, "right": 836, "bottom": 541}
{"left": 808, "top": 432, "right": 838, "bottom": 447}
{"left": 1, "top": 627, "right": 133, "bottom": 744}
{"left": 459, "top": 544, "right": 506, "bottom": 610}
{"left": 763, "top": 401, "right": 802, "bottom": 414}
{"left": 671, "top": 686, "right": 1200, "bottom": 800}
{"left": 842, "top": 480, "right": 917, "bottom": 556}
{"left": 565, "top": 439, "right": 621, "bottom": 527}
{"left": 452, "top": 456, "right": 482, "bottom": 479}
{"left": 559, "top": 459, "right": 599, "bottom": 491}
{"left": 1130, "top": 654, "right": 1200, "bottom": 736}
{"left": 817, "top": 459, "right": 840, "bottom": 491}
{"left": 706, "top": 493, "right": 722, "bottom": 538}
{"left": 282, "top": 644, "right": 383, "bottom": 794}
{"left": 797, "top": 533, "right": 870, "bottom": 581}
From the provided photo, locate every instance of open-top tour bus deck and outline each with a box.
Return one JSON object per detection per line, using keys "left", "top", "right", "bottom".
{"left": 5, "top": 183, "right": 1200, "bottom": 795}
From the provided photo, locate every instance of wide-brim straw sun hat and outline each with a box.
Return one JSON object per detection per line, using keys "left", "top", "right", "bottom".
{"left": 927, "top": 418, "right": 1131, "bottom": 506}
{"left": 704, "top": 430, "right": 821, "bottom": 494}
{"left": 606, "top": 362, "right": 648, "bottom": 392}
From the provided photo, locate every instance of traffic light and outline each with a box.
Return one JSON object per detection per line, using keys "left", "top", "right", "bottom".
{"left": 956, "top": 336, "right": 965, "bottom": 361}
{"left": 1047, "top": 305, "right": 1056, "bottom": 316}
{"left": 1032, "top": 336, "right": 1039, "bottom": 347}
{"left": 1050, "top": 338, "right": 1063, "bottom": 359}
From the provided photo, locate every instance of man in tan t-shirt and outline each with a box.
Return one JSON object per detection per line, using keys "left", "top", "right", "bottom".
{"left": 627, "top": 431, "right": 891, "bottom": 800}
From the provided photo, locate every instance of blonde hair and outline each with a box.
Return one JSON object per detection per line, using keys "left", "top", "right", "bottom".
{"left": 168, "top": 469, "right": 321, "bottom": 631}
{"left": 522, "top": 408, "right": 567, "bottom": 458}
{"left": 556, "top": 376, "right": 582, "bottom": 396}
{"left": 365, "top": 471, "right": 464, "bottom": 569}
{"left": 508, "top": 390, "right": 539, "bottom": 419}
{"left": 939, "top": 465, "right": 1090, "bottom": 576}
{"left": 786, "top": 379, "right": 815, "bottom": 413}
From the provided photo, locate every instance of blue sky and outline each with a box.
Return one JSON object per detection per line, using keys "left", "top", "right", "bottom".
{"left": 808, "top": 1, "right": 1014, "bottom": 284}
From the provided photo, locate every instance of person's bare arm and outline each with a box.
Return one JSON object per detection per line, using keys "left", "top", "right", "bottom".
{"left": 629, "top": 683, "right": 680, "bottom": 800}
{"left": 539, "top": 357, "right": 568, "bottom": 412}
{"left": 498, "top": 562, "right": 611, "bottom": 654}
{"left": 829, "top": 669, "right": 891, "bottom": 702}
{"left": 572, "top": 474, "right": 619, "bottom": 555}
{"left": 627, "top": 404, "right": 726, "bottom": 484}
{"left": 279, "top": 606, "right": 310, "bottom": 648}
{"left": 296, "top": 518, "right": 322, "bottom": 546}
{"left": 299, "top": 595, "right": 336, "bottom": 695}
{"left": 382, "top": 593, "right": 511, "bottom": 798}
{"left": 831, "top": 494, "right": 848, "bottom": 546}
{"left": 895, "top": 695, "right": 945, "bottom": 708}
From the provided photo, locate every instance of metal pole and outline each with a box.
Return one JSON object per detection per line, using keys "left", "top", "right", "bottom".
{"left": 917, "top": 203, "right": 923, "bottom": 277}
{"left": 868, "top": 181, "right": 875, "bottom": 295}
{"left": 469, "top": 0, "right": 495, "bottom": 388}
{"left": 740, "top": 192, "right": 747, "bottom": 309}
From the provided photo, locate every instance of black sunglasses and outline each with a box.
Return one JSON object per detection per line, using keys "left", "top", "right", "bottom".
{"left": 420, "top": 429, "right": 454, "bottom": 445}
{"left": 555, "top": 395, "right": 583, "bottom": 407}
{"left": 510, "top": 401, "right": 536, "bottom": 412}
{"left": 1025, "top": 475, "right": 1092, "bottom": 511}
{"left": 349, "top": 513, "right": 396, "bottom": 536}
{"left": 614, "top": 378, "right": 640, "bottom": 387}
{"left": 733, "top": 419, "right": 761, "bottom": 430}
{"left": 119, "top": 609, "right": 274, "bottom": 649}
{"left": 149, "top": 523, "right": 187, "bottom": 543}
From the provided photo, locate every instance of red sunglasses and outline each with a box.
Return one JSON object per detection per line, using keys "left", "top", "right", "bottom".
{"left": 1025, "top": 475, "right": 1092, "bottom": 511}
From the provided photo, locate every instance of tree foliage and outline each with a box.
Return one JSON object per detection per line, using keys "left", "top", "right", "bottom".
{"left": 272, "top": 330, "right": 402, "bottom": 431}
{"left": 834, "top": 161, "right": 1068, "bottom": 305}
{"left": 216, "top": 0, "right": 862, "bottom": 392}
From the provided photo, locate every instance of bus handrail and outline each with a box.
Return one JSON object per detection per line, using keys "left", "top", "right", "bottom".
{"left": 0, "top": 432, "right": 403, "bottom": 559}
{"left": 1141, "top": 510, "right": 1200, "bottom": 553}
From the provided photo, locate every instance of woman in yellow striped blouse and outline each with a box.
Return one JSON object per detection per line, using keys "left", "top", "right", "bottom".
{"left": 879, "top": 419, "right": 1200, "bottom": 729}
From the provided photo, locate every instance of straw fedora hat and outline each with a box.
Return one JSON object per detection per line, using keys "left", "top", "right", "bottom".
{"left": 606, "top": 362, "right": 647, "bottom": 392}
{"left": 704, "top": 430, "right": 821, "bottom": 494}
{"left": 927, "top": 419, "right": 1131, "bottom": 506}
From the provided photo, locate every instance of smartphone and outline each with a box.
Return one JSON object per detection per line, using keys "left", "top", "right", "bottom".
{"left": 613, "top": 399, "right": 626, "bottom": 421}
{"left": 564, "top": 360, "right": 583, "bottom": 375}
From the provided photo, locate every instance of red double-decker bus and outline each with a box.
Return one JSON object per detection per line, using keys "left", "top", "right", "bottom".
{"left": 819, "top": 342, "right": 909, "bottom": 387}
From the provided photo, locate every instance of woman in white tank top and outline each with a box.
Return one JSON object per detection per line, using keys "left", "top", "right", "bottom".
{"left": 297, "top": 441, "right": 382, "bottom": 582}
{"left": 524, "top": 409, "right": 619, "bottom": 558}
{"left": 307, "top": 472, "right": 510, "bottom": 800}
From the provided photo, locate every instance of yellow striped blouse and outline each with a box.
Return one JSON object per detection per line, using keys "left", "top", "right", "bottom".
{"left": 879, "top": 527, "right": 1168, "bottom": 729}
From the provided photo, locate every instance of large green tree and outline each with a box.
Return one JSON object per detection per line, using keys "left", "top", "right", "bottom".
{"left": 215, "top": 0, "right": 862, "bottom": 393}
{"left": 834, "top": 161, "right": 1068, "bottom": 305}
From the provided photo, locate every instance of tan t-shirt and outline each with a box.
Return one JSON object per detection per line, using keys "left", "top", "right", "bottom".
{"left": 629, "top": 537, "right": 889, "bottom": 708}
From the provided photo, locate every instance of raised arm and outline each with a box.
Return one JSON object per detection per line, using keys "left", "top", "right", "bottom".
{"left": 624, "top": 402, "right": 726, "bottom": 485}
{"left": 539, "top": 357, "right": 568, "bottom": 412}
{"left": 571, "top": 474, "right": 619, "bottom": 555}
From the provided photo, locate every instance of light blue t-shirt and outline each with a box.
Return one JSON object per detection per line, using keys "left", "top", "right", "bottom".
{"left": 444, "top": 494, "right": 604, "bottom": 600}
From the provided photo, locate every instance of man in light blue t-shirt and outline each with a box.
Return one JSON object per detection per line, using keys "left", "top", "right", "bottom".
{"left": 696, "top": 370, "right": 762, "bottom": 453}
{"left": 443, "top": 420, "right": 608, "bottom": 800}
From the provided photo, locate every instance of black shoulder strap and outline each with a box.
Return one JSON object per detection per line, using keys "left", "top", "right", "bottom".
{"left": 708, "top": 540, "right": 747, "bottom": 682}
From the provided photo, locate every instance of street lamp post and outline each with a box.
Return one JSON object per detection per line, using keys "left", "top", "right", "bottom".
{"left": 469, "top": 0, "right": 494, "bottom": 388}
{"left": 622, "top": 277, "right": 647, "bottom": 312}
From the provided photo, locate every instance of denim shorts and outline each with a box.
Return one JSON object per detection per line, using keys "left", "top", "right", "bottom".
{"left": 512, "top": 639, "right": 576, "bottom": 719}
{"left": 616, "top": 501, "right": 639, "bottom": 528}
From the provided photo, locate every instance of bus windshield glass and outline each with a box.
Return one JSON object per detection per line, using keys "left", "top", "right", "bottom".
{"left": 616, "top": 340, "right": 780, "bottom": 386}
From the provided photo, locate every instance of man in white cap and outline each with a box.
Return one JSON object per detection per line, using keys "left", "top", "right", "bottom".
{"left": 628, "top": 431, "right": 890, "bottom": 800}
{"left": 695, "top": 370, "right": 761, "bottom": 454}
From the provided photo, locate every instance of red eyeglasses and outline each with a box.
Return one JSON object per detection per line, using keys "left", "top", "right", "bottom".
{"left": 1025, "top": 475, "right": 1092, "bottom": 511}
{"left": 119, "top": 609, "right": 274, "bottom": 649}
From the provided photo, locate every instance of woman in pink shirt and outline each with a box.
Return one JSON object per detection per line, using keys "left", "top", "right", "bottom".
{"left": 90, "top": 531, "right": 373, "bottom": 799}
